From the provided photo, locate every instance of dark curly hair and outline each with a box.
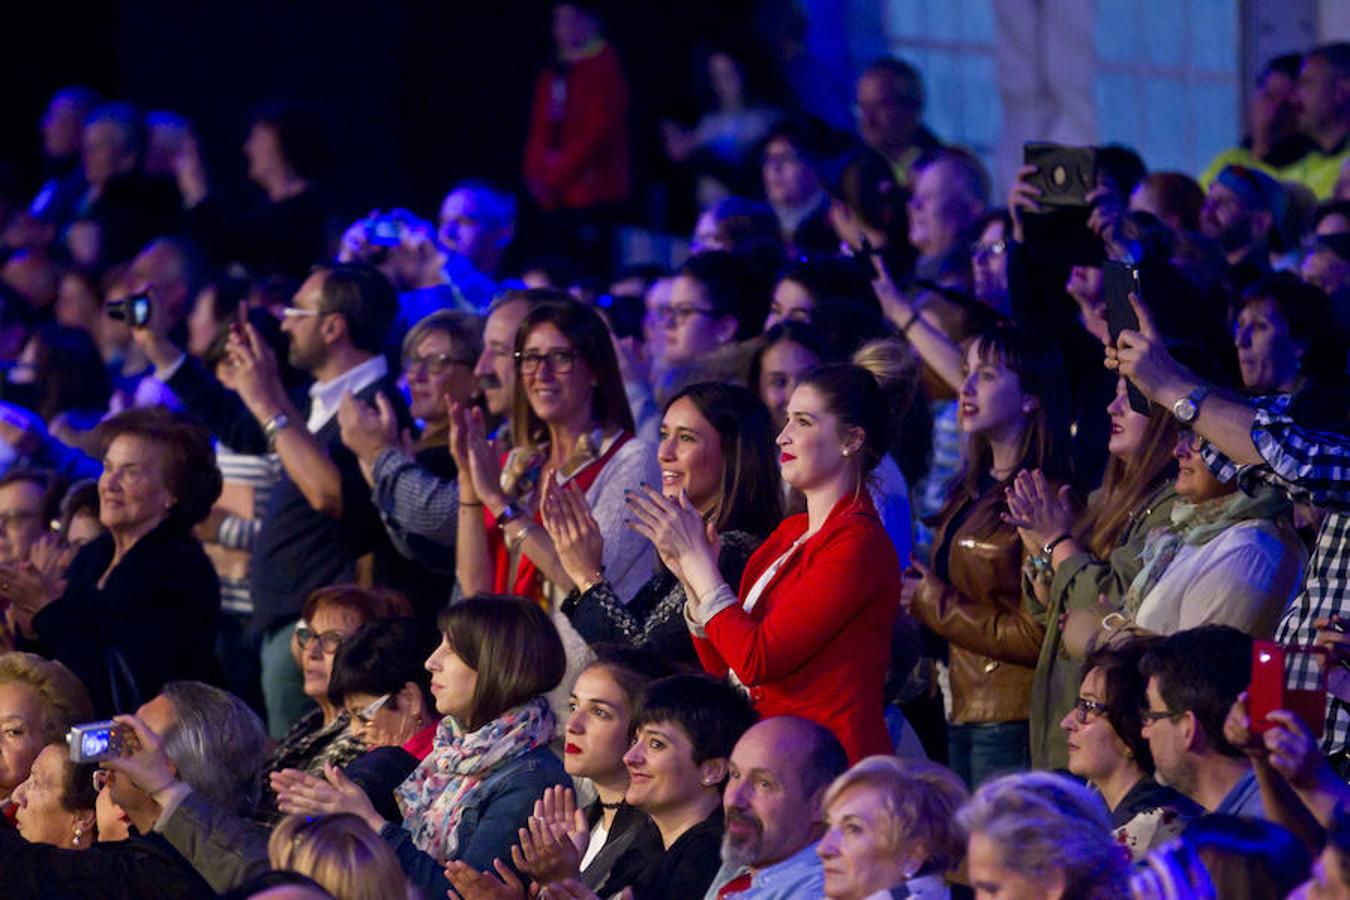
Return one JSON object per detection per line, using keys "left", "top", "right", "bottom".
{"left": 94, "top": 406, "right": 222, "bottom": 528}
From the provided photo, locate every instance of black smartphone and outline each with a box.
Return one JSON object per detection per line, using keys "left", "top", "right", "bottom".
{"left": 1103, "top": 260, "right": 1150, "bottom": 414}
{"left": 1024, "top": 143, "right": 1099, "bottom": 208}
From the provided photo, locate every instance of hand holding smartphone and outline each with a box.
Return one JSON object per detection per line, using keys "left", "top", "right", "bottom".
{"left": 1102, "top": 261, "right": 1151, "bottom": 414}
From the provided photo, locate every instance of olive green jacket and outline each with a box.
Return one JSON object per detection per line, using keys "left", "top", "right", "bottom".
{"left": 1028, "top": 481, "right": 1180, "bottom": 770}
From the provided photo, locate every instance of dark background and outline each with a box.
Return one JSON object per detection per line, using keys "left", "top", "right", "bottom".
{"left": 0, "top": 0, "right": 794, "bottom": 232}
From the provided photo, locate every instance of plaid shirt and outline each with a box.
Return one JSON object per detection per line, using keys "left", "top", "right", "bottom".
{"left": 1202, "top": 395, "right": 1350, "bottom": 752}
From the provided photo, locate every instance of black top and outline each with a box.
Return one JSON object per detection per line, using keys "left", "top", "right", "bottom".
{"left": 165, "top": 356, "right": 413, "bottom": 630}
{"left": 29, "top": 518, "right": 221, "bottom": 716}
{"left": 601, "top": 807, "right": 724, "bottom": 900}
{"left": 184, "top": 186, "right": 331, "bottom": 280}
{"left": 0, "top": 821, "right": 216, "bottom": 900}
{"left": 1110, "top": 776, "right": 1204, "bottom": 831}
{"left": 562, "top": 530, "right": 760, "bottom": 668}
{"left": 581, "top": 802, "right": 662, "bottom": 891}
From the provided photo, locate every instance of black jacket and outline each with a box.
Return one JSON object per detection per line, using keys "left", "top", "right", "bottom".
{"left": 0, "top": 822, "right": 216, "bottom": 900}
{"left": 165, "top": 356, "right": 412, "bottom": 631}
{"left": 30, "top": 519, "right": 221, "bottom": 716}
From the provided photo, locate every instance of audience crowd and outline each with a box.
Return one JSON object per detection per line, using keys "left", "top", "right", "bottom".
{"left": 3, "top": 5, "right": 1350, "bottom": 898}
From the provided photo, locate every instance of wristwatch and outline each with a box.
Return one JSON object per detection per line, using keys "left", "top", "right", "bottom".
{"left": 262, "top": 412, "right": 291, "bottom": 451}
{"left": 496, "top": 502, "right": 524, "bottom": 529}
{"left": 1171, "top": 385, "right": 1212, "bottom": 425}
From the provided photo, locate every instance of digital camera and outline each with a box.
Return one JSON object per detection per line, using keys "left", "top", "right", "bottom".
{"left": 106, "top": 293, "right": 152, "bottom": 327}
{"left": 67, "top": 721, "right": 125, "bottom": 764}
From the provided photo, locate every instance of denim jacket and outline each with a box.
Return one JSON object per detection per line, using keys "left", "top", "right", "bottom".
{"left": 380, "top": 744, "right": 570, "bottom": 897}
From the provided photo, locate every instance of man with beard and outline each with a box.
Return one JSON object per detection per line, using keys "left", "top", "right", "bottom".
{"left": 703, "top": 717, "right": 847, "bottom": 899}
{"left": 135, "top": 262, "right": 408, "bottom": 738}
{"left": 336, "top": 288, "right": 553, "bottom": 568}
{"left": 1201, "top": 164, "right": 1283, "bottom": 291}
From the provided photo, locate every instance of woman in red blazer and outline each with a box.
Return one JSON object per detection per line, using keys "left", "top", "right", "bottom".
{"left": 626, "top": 364, "right": 901, "bottom": 763}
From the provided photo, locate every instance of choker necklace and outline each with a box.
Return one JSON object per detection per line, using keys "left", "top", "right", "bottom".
{"left": 598, "top": 799, "right": 624, "bottom": 810}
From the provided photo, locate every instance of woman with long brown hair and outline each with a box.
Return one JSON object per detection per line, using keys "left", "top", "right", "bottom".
{"left": 1007, "top": 376, "right": 1181, "bottom": 770}
{"left": 902, "top": 326, "right": 1072, "bottom": 787}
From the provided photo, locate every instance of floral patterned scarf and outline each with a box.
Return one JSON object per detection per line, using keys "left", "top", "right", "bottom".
{"left": 396, "top": 697, "right": 555, "bottom": 862}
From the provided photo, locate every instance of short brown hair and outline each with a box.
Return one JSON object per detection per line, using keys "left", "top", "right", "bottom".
{"left": 0, "top": 652, "right": 93, "bottom": 743}
{"left": 301, "top": 584, "right": 413, "bottom": 626}
{"left": 439, "top": 594, "right": 565, "bottom": 730}
{"left": 94, "top": 406, "right": 222, "bottom": 527}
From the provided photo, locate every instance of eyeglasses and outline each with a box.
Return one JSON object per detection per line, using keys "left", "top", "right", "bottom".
{"left": 0, "top": 510, "right": 42, "bottom": 530}
{"left": 403, "top": 352, "right": 474, "bottom": 376}
{"left": 92, "top": 769, "right": 110, "bottom": 792}
{"left": 972, "top": 240, "right": 1008, "bottom": 261}
{"left": 515, "top": 349, "right": 580, "bottom": 375}
{"left": 294, "top": 622, "right": 346, "bottom": 655}
{"left": 652, "top": 305, "right": 717, "bottom": 326}
{"left": 280, "top": 306, "right": 330, "bottom": 320}
{"left": 1140, "top": 707, "right": 1185, "bottom": 723}
{"left": 351, "top": 693, "right": 391, "bottom": 726}
{"left": 1071, "top": 697, "right": 1110, "bottom": 724}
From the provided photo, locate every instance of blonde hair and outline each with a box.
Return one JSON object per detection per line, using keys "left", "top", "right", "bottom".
{"left": 823, "top": 756, "right": 968, "bottom": 873}
{"left": 0, "top": 652, "right": 93, "bottom": 742}
{"left": 269, "top": 813, "right": 409, "bottom": 900}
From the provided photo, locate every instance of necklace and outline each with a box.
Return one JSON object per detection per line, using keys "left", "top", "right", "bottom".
{"left": 598, "top": 799, "right": 624, "bottom": 810}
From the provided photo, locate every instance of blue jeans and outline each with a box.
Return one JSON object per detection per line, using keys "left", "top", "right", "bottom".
{"left": 260, "top": 620, "right": 312, "bottom": 739}
{"left": 948, "top": 720, "right": 1030, "bottom": 788}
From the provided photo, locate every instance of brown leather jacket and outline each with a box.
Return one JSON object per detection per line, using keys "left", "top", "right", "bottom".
{"left": 912, "top": 486, "right": 1043, "bottom": 724}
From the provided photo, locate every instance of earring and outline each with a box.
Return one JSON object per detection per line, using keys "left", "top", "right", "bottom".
{"left": 842, "top": 448, "right": 851, "bottom": 457}
{"left": 72, "top": 825, "right": 83, "bottom": 848}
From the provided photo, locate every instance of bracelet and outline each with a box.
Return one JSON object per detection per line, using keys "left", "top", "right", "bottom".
{"left": 1042, "top": 533, "right": 1073, "bottom": 558}
{"left": 505, "top": 520, "right": 536, "bottom": 554}
{"left": 899, "top": 310, "right": 920, "bottom": 333}
{"left": 459, "top": 501, "right": 484, "bottom": 509}
{"left": 578, "top": 569, "right": 606, "bottom": 593}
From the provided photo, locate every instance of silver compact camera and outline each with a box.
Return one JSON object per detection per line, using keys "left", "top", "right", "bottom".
{"left": 67, "top": 721, "right": 125, "bottom": 764}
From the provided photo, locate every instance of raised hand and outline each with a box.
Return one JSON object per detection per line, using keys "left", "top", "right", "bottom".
{"left": 624, "top": 485, "right": 716, "bottom": 585}
{"left": 1002, "top": 469, "right": 1075, "bottom": 554}
{"left": 541, "top": 478, "right": 605, "bottom": 591}
{"left": 271, "top": 764, "right": 385, "bottom": 833}
{"left": 1007, "top": 164, "right": 1042, "bottom": 242}
{"left": 511, "top": 812, "right": 585, "bottom": 885}
{"left": 463, "top": 405, "right": 508, "bottom": 512}
{"left": 226, "top": 320, "right": 288, "bottom": 421}
{"left": 444, "top": 859, "right": 527, "bottom": 900}
{"left": 339, "top": 391, "right": 399, "bottom": 465}
{"left": 1106, "top": 293, "right": 1192, "bottom": 405}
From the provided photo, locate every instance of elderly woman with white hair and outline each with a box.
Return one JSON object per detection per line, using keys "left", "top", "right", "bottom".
{"left": 816, "top": 756, "right": 968, "bottom": 899}
{"left": 957, "top": 771, "right": 1130, "bottom": 900}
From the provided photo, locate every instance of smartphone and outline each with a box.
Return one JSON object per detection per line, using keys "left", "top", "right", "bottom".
{"left": 1103, "top": 261, "right": 1150, "bottom": 414}
{"left": 67, "top": 721, "right": 126, "bottom": 764}
{"left": 1023, "top": 143, "right": 1099, "bottom": 208}
{"left": 1249, "top": 641, "right": 1326, "bottom": 740}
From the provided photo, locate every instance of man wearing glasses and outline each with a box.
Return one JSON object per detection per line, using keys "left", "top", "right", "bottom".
{"left": 1137, "top": 626, "right": 1265, "bottom": 818}
{"left": 134, "top": 262, "right": 410, "bottom": 740}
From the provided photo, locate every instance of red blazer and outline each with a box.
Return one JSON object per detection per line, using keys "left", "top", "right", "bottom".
{"left": 692, "top": 493, "right": 900, "bottom": 763}
{"left": 522, "top": 43, "right": 630, "bottom": 211}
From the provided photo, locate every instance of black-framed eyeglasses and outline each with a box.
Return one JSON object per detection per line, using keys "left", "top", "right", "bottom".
{"left": 294, "top": 622, "right": 346, "bottom": 655}
{"left": 403, "top": 352, "right": 474, "bottom": 376}
{"left": 515, "top": 349, "right": 579, "bottom": 375}
{"left": 1140, "top": 707, "right": 1185, "bottom": 723}
{"left": 1071, "top": 697, "right": 1110, "bottom": 724}
{"left": 652, "top": 305, "right": 717, "bottom": 326}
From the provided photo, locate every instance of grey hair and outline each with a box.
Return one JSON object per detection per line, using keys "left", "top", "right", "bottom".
{"left": 160, "top": 681, "right": 269, "bottom": 817}
{"left": 400, "top": 309, "right": 484, "bottom": 365}
{"left": 956, "top": 771, "right": 1129, "bottom": 900}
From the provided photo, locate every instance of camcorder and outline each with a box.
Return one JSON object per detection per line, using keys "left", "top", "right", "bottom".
{"left": 67, "top": 720, "right": 126, "bottom": 764}
{"left": 1022, "top": 142, "right": 1104, "bottom": 265}
{"left": 106, "top": 293, "right": 152, "bottom": 327}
